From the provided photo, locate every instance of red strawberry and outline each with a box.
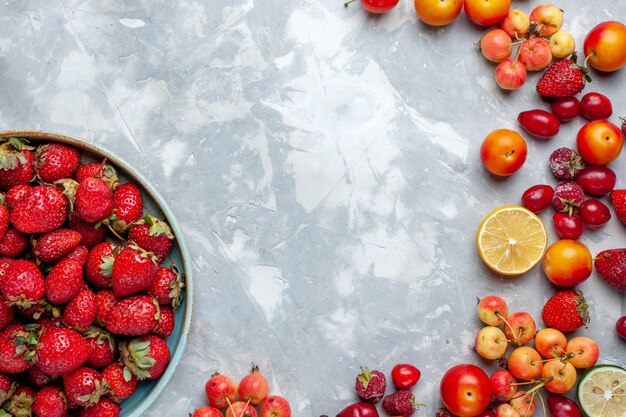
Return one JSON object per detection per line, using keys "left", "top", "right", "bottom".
{"left": 536, "top": 54, "right": 590, "bottom": 98}
{"left": 62, "top": 245, "right": 89, "bottom": 266}
{"left": 0, "top": 295, "right": 14, "bottom": 331}
{"left": 1, "top": 259, "right": 45, "bottom": 309}
{"left": 44, "top": 259, "right": 84, "bottom": 305}
{"left": 552, "top": 181, "right": 585, "bottom": 215}
{"left": 542, "top": 290, "right": 589, "bottom": 332}
{"left": 32, "top": 228, "right": 82, "bottom": 263}
{"left": 0, "top": 373, "right": 16, "bottom": 404}
{"left": 63, "top": 290, "right": 97, "bottom": 332}
{"left": 94, "top": 290, "right": 119, "bottom": 328}
{"left": 36, "top": 327, "right": 90, "bottom": 376}
{"left": 107, "top": 182, "right": 143, "bottom": 233}
{"left": 35, "top": 143, "right": 81, "bottom": 183}
{"left": 102, "top": 362, "right": 138, "bottom": 402}
{"left": 0, "top": 227, "right": 27, "bottom": 257}
{"left": 153, "top": 306, "right": 175, "bottom": 338}
{"left": 382, "top": 390, "right": 424, "bottom": 417}
{"left": 5, "top": 184, "right": 31, "bottom": 209}
{"left": 0, "top": 205, "right": 8, "bottom": 242}
{"left": 0, "top": 324, "right": 35, "bottom": 373}
{"left": 84, "top": 327, "right": 116, "bottom": 368}
{"left": 10, "top": 185, "right": 68, "bottom": 234}
{"left": 594, "top": 249, "right": 626, "bottom": 291}
{"left": 0, "top": 137, "right": 35, "bottom": 191}
{"left": 610, "top": 189, "right": 626, "bottom": 225}
{"left": 111, "top": 244, "right": 158, "bottom": 296}
{"left": 77, "top": 397, "right": 121, "bottom": 417}
{"left": 147, "top": 265, "right": 185, "bottom": 308}
{"left": 63, "top": 366, "right": 108, "bottom": 407}
{"left": 85, "top": 242, "right": 119, "bottom": 289}
{"left": 549, "top": 148, "right": 585, "bottom": 180}
{"left": 4, "top": 385, "right": 36, "bottom": 417}
{"left": 106, "top": 295, "right": 160, "bottom": 336}
{"left": 355, "top": 367, "right": 387, "bottom": 403}
{"left": 68, "top": 214, "right": 105, "bottom": 249}
{"left": 75, "top": 177, "right": 114, "bottom": 223}
{"left": 75, "top": 162, "right": 118, "bottom": 189}
{"left": 33, "top": 386, "right": 68, "bottom": 417}
{"left": 128, "top": 215, "right": 175, "bottom": 261}
{"left": 120, "top": 334, "right": 170, "bottom": 381}
{"left": 28, "top": 365, "right": 57, "bottom": 387}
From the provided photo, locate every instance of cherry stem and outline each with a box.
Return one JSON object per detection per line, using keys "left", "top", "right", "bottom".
{"left": 344, "top": 0, "right": 356, "bottom": 6}
{"left": 496, "top": 313, "right": 520, "bottom": 345}
{"left": 239, "top": 399, "right": 251, "bottom": 417}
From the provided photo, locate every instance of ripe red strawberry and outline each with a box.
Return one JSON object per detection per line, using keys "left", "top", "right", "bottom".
{"left": 120, "top": 335, "right": 170, "bottom": 380}
{"left": 63, "top": 290, "right": 97, "bottom": 332}
{"left": 0, "top": 295, "right": 14, "bottom": 331}
{"left": 63, "top": 366, "right": 108, "bottom": 407}
{"left": 44, "top": 259, "right": 84, "bottom": 305}
{"left": 0, "top": 137, "right": 35, "bottom": 191}
{"left": 35, "top": 143, "right": 81, "bottom": 183}
{"left": 1, "top": 259, "right": 45, "bottom": 309}
{"left": 552, "top": 181, "right": 585, "bottom": 215}
{"left": 28, "top": 365, "right": 57, "bottom": 387}
{"left": 594, "top": 249, "right": 626, "bottom": 291}
{"left": 75, "top": 177, "right": 115, "bottom": 224}
{"left": 68, "top": 214, "right": 105, "bottom": 249}
{"left": 0, "top": 373, "right": 16, "bottom": 403}
{"left": 549, "top": 148, "right": 585, "bottom": 180}
{"left": 32, "top": 228, "right": 82, "bottom": 263}
{"left": 0, "top": 324, "right": 35, "bottom": 373}
{"left": 4, "top": 385, "right": 36, "bottom": 416}
{"left": 128, "top": 215, "right": 175, "bottom": 261}
{"left": 85, "top": 242, "right": 119, "bottom": 289}
{"left": 536, "top": 54, "right": 590, "bottom": 98}
{"left": 108, "top": 182, "right": 143, "bottom": 233}
{"left": 5, "top": 184, "right": 31, "bottom": 209}
{"left": 102, "top": 362, "right": 138, "bottom": 402}
{"left": 382, "top": 390, "right": 424, "bottom": 417}
{"left": 0, "top": 227, "right": 28, "bottom": 257}
{"left": 0, "top": 205, "right": 8, "bottom": 242}
{"left": 33, "top": 386, "right": 68, "bottom": 417}
{"left": 147, "top": 265, "right": 185, "bottom": 308}
{"left": 610, "top": 189, "right": 626, "bottom": 226}
{"left": 62, "top": 245, "right": 89, "bottom": 266}
{"left": 75, "top": 162, "right": 118, "bottom": 189}
{"left": 36, "top": 327, "right": 90, "bottom": 376}
{"left": 542, "top": 290, "right": 589, "bottom": 332}
{"left": 77, "top": 397, "right": 121, "bottom": 417}
{"left": 94, "top": 290, "right": 119, "bottom": 328}
{"left": 111, "top": 244, "right": 159, "bottom": 296}
{"left": 355, "top": 367, "right": 387, "bottom": 403}
{"left": 153, "top": 306, "right": 175, "bottom": 338}
{"left": 84, "top": 327, "right": 116, "bottom": 368}
{"left": 10, "top": 185, "right": 68, "bottom": 234}
{"left": 106, "top": 295, "right": 160, "bottom": 336}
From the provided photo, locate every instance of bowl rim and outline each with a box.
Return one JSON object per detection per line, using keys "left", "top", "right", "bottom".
{"left": 0, "top": 130, "right": 194, "bottom": 416}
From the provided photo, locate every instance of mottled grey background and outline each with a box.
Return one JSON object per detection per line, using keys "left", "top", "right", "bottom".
{"left": 0, "top": 0, "right": 625, "bottom": 415}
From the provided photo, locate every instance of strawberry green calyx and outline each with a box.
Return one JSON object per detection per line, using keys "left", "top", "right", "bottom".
{"left": 76, "top": 379, "right": 110, "bottom": 406}
{"left": 96, "top": 162, "right": 119, "bottom": 191}
{"left": 84, "top": 326, "right": 115, "bottom": 352}
{"left": 0, "top": 138, "right": 34, "bottom": 171}
{"left": 54, "top": 178, "right": 79, "bottom": 212}
{"left": 0, "top": 381, "right": 17, "bottom": 405}
{"left": 140, "top": 215, "right": 174, "bottom": 239}
{"left": 120, "top": 339, "right": 157, "bottom": 381}
{"left": 169, "top": 264, "right": 185, "bottom": 310}
{"left": 357, "top": 367, "right": 375, "bottom": 389}
{"left": 570, "top": 52, "right": 592, "bottom": 83}
{"left": 3, "top": 390, "right": 34, "bottom": 417}
{"left": 128, "top": 242, "right": 159, "bottom": 265}
{"left": 574, "top": 290, "right": 590, "bottom": 325}
{"left": 99, "top": 255, "right": 115, "bottom": 278}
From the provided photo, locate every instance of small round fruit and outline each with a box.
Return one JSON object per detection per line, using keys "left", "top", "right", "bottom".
{"left": 579, "top": 199, "right": 611, "bottom": 228}
{"left": 494, "top": 59, "right": 527, "bottom": 90}
{"left": 584, "top": 21, "right": 626, "bottom": 72}
{"left": 547, "top": 395, "right": 583, "bottom": 417}
{"left": 581, "top": 92, "right": 613, "bottom": 120}
{"left": 477, "top": 295, "right": 508, "bottom": 326}
{"left": 551, "top": 97, "right": 581, "bottom": 122}
{"left": 577, "top": 365, "right": 626, "bottom": 417}
{"left": 238, "top": 366, "right": 269, "bottom": 405}
{"left": 576, "top": 120, "right": 624, "bottom": 165}
{"left": 414, "top": 0, "right": 463, "bottom": 26}
{"left": 391, "top": 364, "right": 421, "bottom": 390}
{"left": 575, "top": 166, "right": 616, "bottom": 195}
{"left": 359, "top": 0, "right": 400, "bottom": 13}
{"left": 543, "top": 240, "right": 592, "bottom": 287}
{"left": 480, "top": 129, "right": 527, "bottom": 176}
{"left": 549, "top": 30, "right": 576, "bottom": 59}
{"left": 503, "top": 311, "right": 536, "bottom": 346}
{"left": 521, "top": 184, "right": 553, "bottom": 213}
{"left": 517, "top": 109, "right": 560, "bottom": 139}
{"left": 508, "top": 347, "right": 543, "bottom": 381}
{"left": 225, "top": 402, "right": 258, "bottom": 417}
{"left": 616, "top": 316, "right": 626, "bottom": 340}
{"left": 552, "top": 213, "right": 584, "bottom": 240}
{"left": 480, "top": 29, "right": 512, "bottom": 62}
{"left": 529, "top": 4, "right": 564, "bottom": 37}
{"left": 518, "top": 38, "right": 553, "bottom": 71}
{"left": 475, "top": 326, "right": 508, "bottom": 360}
{"left": 566, "top": 336, "right": 599, "bottom": 369}
{"left": 440, "top": 364, "right": 492, "bottom": 417}
{"left": 534, "top": 328, "right": 567, "bottom": 359}
{"left": 205, "top": 373, "right": 238, "bottom": 409}
{"left": 192, "top": 407, "right": 223, "bottom": 417}
{"left": 464, "top": 0, "right": 510, "bottom": 26}
{"left": 490, "top": 370, "right": 517, "bottom": 401}
{"left": 500, "top": 9, "right": 529, "bottom": 39}
{"left": 542, "top": 360, "right": 577, "bottom": 394}
{"left": 260, "top": 396, "right": 291, "bottom": 417}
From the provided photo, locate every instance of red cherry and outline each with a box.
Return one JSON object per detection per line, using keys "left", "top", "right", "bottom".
{"left": 575, "top": 166, "right": 616, "bottom": 196}
{"left": 391, "top": 363, "right": 421, "bottom": 390}
{"left": 517, "top": 109, "right": 560, "bottom": 139}
{"left": 521, "top": 184, "right": 554, "bottom": 213}
{"left": 617, "top": 316, "right": 626, "bottom": 340}
{"left": 551, "top": 98, "right": 581, "bottom": 121}
{"left": 621, "top": 117, "right": 626, "bottom": 135}
{"left": 580, "top": 92, "right": 613, "bottom": 120}
{"left": 579, "top": 199, "right": 611, "bottom": 228}
{"left": 345, "top": 0, "right": 399, "bottom": 13}
{"left": 552, "top": 213, "right": 584, "bottom": 240}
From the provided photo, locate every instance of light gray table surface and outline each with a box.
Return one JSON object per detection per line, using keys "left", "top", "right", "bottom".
{"left": 0, "top": 0, "right": 625, "bottom": 415}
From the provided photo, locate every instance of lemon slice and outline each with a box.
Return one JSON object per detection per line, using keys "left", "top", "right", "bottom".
{"left": 577, "top": 365, "right": 626, "bottom": 417}
{"left": 476, "top": 206, "right": 547, "bottom": 275}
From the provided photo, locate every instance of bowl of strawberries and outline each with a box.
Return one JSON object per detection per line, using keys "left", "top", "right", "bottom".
{"left": 0, "top": 130, "right": 193, "bottom": 417}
